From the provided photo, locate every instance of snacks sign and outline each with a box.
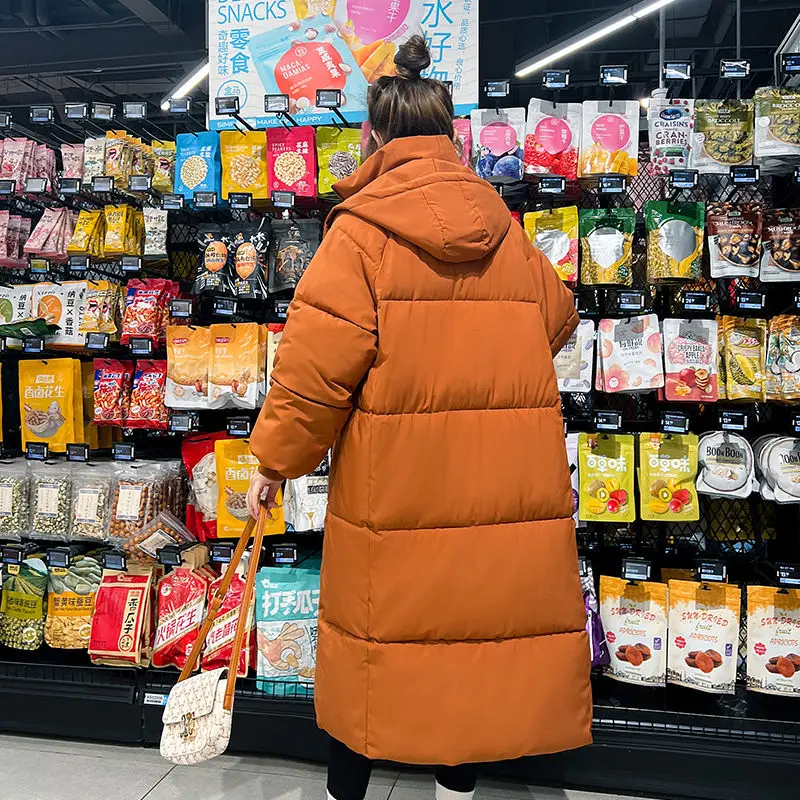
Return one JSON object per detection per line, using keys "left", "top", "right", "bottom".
{"left": 207, "top": 0, "right": 479, "bottom": 129}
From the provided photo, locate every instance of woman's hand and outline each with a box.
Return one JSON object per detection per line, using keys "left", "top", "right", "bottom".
{"left": 246, "top": 470, "right": 283, "bottom": 521}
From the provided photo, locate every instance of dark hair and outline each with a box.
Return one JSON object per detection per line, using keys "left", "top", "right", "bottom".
{"left": 366, "top": 35, "right": 454, "bottom": 155}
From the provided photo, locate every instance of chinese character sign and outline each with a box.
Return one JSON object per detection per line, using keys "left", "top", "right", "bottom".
{"left": 208, "top": 0, "right": 478, "bottom": 130}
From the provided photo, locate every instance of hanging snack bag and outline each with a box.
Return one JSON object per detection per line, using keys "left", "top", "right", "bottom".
{"left": 45, "top": 555, "right": 102, "bottom": 650}
{"left": 707, "top": 202, "right": 763, "bottom": 278}
{"left": 267, "top": 126, "right": 317, "bottom": 198}
{"left": 166, "top": 325, "right": 210, "bottom": 409}
{"left": 152, "top": 140, "right": 176, "bottom": 193}
{"left": 285, "top": 453, "right": 330, "bottom": 532}
{"left": 756, "top": 436, "right": 800, "bottom": 504}
{"left": 120, "top": 278, "right": 168, "bottom": 345}
{"left": 747, "top": 585, "right": 800, "bottom": 696}
{"left": 126, "top": 360, "right": 168, "bottom": 430}
{"left": 202, "top": 566, "right": 255, "bottom": 677}
{"left": 182, "top": 433, "right": 226, "bottom": 540}
{"left": 93, "top": 358, "right": 134, "bottom": 426}
{"left": 470, "top": 108, "right": 525, "bottom": 181}
{"left": 61, "top": 143, "right": 84, "bottom": 180}
{"left": 67, "top": 210, "right": 103, "bottom": 256}
{"left": 230, "top": 220, "right": 270, "bottom": 300}
{"left": 778, "top": 316, "right": 800, "bottom": 400}
{"left": 647, "top": 96, "right": 694, "bottom": 175}
{"left": 0, "top": 557, "right": 48, "bottom": 651}
{"left": 70, "top": 463, "right": 114, "bottom": 543}
{"left": 696, "top": 431, "right": 755, "bottom": 499}
{"left": 691, "top": 99, "right": 754, "bottom": 173}
{"left": 524, "top": 206, "right": 579, "bottom": 283}
{"left": 577, "top": 432, "right": 635, "bottom": 522}
{"left": 754, "top": 87, "right": 800, "bottom": 159}
{"left": 108, "top": 463, "right": 160, "bottom": 554}
{"left": 220, "top": 130, "right": 268, "bottom": 200}
{"left": 208, "top": 323, "right": 259, "bottom": 410}
{"left": 174, "top": 131, "right": 221, "bottom": 199}
{"left": 645, "top": 201, "right": 704, "bottom": 282}
{"left": 579, "top": 208, "right": 636, "bottom": 286}
{"left": 317, "top": 126, "right": 362, "bottom": 195}
{"left": 523, "top": 99, "right": 581, "bottom": 180}
{"left": 143, "top": 207, "right": 168, "bottom": 260}
{"left": 269, "top": 218, "right": 322, "bottom": 293}
{"left": 79, "top": 280, "right": 121, "bottom": 337}
{"left": 554, "top": 319, "right": 594, "bottom": 393}
{"left": 638, "top": 433, "right": 699, "bottom": 522}
{"left": 452, "top": 118, "right": 472, "bottom": 168}
{"left": 723, "top": 316, "right": 767, "bottom": 400}
{"left": 597, "top": 315, "right": 664, "bottom": 393}
{"left": 759, "top": 209, "right": 800, "bottom": 282}
{"left": 0, "top": 461, "right": 30, "bottom": 541}
{"left": 580, "top": 100, "right": 639, "bottom": 177}
{"left": 667, "top": 579, "right": 741, "bottom": 694}
{"left": 19, "top": 358, "right": 75, "bottom": 453}
{"left": 193, "top": 224, "right": 230, "bottom": 295}
{"left": 82, "top": 137, "right": 106, "bottom": 186}
{"left": 29, "top": 461, "right": 72, "bottom": 541}
{"left": 267, "top": 323, "right": 285, "bottom": 385}
{"left": 599, "top": 576, "right": 668, "bottom": 687}
{"left": 662, "top": 318, "right": 718, "bottom": 402}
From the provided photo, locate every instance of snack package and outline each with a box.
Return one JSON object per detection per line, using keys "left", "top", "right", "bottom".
{"left": 208, "top": 323, "right": 260, "bottom": 410}
{"left": 696, "top": 431, "right": 755, "bottom": 499}
{"left": 691, "top": 99, "right": 754, "bottom": 173}
{"left": 667, "top": 580, "right": 741, "bottom": 694}
{"left": 662, "top": 318, "right": 719, "bottom": 402}
{"left": 93, "top": 359, "right": 134, "bottom": 426}
{"left": 143, "top": 207, "right": 169, "bottom": 260}
{"left": 582, "top": 563, "right": 609, "bottom": 669}
{"left": 638, "top": 433, "right": 699, "bottom": 522}
{"left": 256, "top": 566, "right": 320, "bottom": 694}
{"left": 523, "top": 99, "right": 581, "bottom": 179}
{"left": 108, "top": 462, "right": 162, "bottom": 555}
{"left": 121, "top": 278, "right": 168, "bottom": 345}
{"left": 470, "top": 108, "right": 526, "bottom": 181}
{"left": 554, "top": 319, "right": 594, "bottom": 393}
{"left": 174, "top": 131, "right": 221, "bottom": 199}
{"left": 579, "top": 208, "right": 635, "bottom": 285}
{"left": 152, "top": 140, "right": 176, "bottom": 193}
{"left": 647, "top": 96, "right": 694, "bottom": 174}
{"left": 61, "top": 143, "right": 84, "bottom": 180}
{"left": 193, "top": 225, "right": 231, "bottom": 295}
{"left": 723, "top": 316, "right": 767, "bottom": 400}
{"left": 565, "top": 433, "right": 582, "bottom": 527}
{"left": 577, "top": 433, "right": 635, "bottom": 522}
{"left": 230, "top": 219, "right": 270, "bottom": 299}
{"left": 89, "top": 568, "right": 155, "bottom": 666}
{"left": 524, "top": 207, "right": 578, "bottom": 283}
{"left": 754, "top": 436, "right": 800, "bottom": 504}
{"left": 316, "top": 126, "right": 362, "bottom": 195}
{"left": 166, "top": 325, "right": 211, "bottom": 409}
{"left": 267, "top": 126, "right": 317, "bottom": 198}
{"left": 645, "top": 201, "right": 704, "bottom": 282}
{"left": 69, "top": 463, "right": 114, "bottom": 542}
{"left": 580, "top": 100, "right": 639, "bottom": 177}
{"left": 765, "top": 316, "right": 800, "bottom": 401}
{"left": 597, "top": 315, "right": 664, "bottom": 393}
{"left": 45, "top": 555, "right": 102, "bottom": 650}
{"left": 215, "top": 438, "right": 284, "bottom": 538}
{"left": 284, "top": 452, "right": 330, "bottom": 532}
{"left": 19, "top": 358, "right": 75, "bottom": 453}
{"left": 599, "top": 576, "right": 668, "bottom": 687}
{"left": 269, "top": 218, "right": 322, "bottom": 293}
{"left": 220, "top": 130, "right": 268, "bottom": 200}
{"left": 747, "top": 585, "right": 800, "bottom": 696}
{"left": 0, "top": 557, "right": 48, "bottom": 650}
{"left": 267, "top": 323, "right": 285, "bottom": 385}
{"left": 452, "top": 118, "right": 472, "bottom": 168}
{"left": 79, "top": 281, "right": 120, "bottom": 336}
{"left": 29, "top": 461, "right": 72, "bottom": 541}
{"left": 68, "top": 210, "right": 103, "bottom": 256}
{"left": 135, "top": 511, "right": 196, "bottom": 558}
{"left": 183, "top": 433, "right": 227, "bottom": 540}
{"left": 759, "top": 209, "right": 800, "bottom": 282}
{"left": 153, "top": 567, "right": 210, "bottom": 670}
{"left": 82, "top": 137, "right": 106, "bottom": 186}
{"left": 754, "top": 87, "right": 800, "bottom": 159}
{"left": 707, "top": 202, "right": 763, "bottom": 278}
{"left": 126, "top": 360, "right": 168, "bottom": 430}
{"left": 0, "top": 461, "right": 30, "bottom": 541}
{"left": 202, "top": 567, "right": 255, "bottom": 677}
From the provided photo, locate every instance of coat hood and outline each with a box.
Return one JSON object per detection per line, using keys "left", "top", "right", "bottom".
{"left": 331, "top": 135, "right": 511, "bottom": 263}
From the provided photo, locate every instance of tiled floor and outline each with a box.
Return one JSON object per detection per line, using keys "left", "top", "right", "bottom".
{"left": 0, "top": 733, "right": 657, "bottom": 800}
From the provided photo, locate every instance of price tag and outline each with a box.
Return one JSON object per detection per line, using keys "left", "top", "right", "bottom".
{"left": 85, "top": 332, "right": 109, "bottom": 351}
{"left": 265, "top": 94, "right": 290, "bottom": 113}
{"left": 0, "top": 337, "right": 5, "bottom": 354}
{"left": 2, "top": 545, "right": 23, "bottom": 565}
{"left": 600, "top": 65, "right": 628, "bottom": 85}
{"left": 194, "top": 191, "right": 217, "bottom": 208}
{"left": 66, "top": 443, "right": 89, "bottom": 463}
{"left": 664, "top": 62, "right": 691, "bottom": 81}
{"left": 595, "top": 410, "right": 622, "bottom": 431}
{"left": 168, "top": 411, "right": 198, "bottom": 433}
{"left": 112, "top": 442, "right": 136, "bottom": 462}
{"left": 143, "top": 693, "right": 168, "bottom": 707}
{"left": 157, "top": 545, "right": 183, "bottom": 567}
{"left": 23, "top": 337, "right": 44, "bottom": 353}
{"left": 720, "top": 59, "right": 750, "bottom": 79}
{"left": 669, "top": 169, "right": 698, "bottom": 190}
{"left": 793, "top": 412, "right": 800, "bottom": 434}
{"left": 271, "top": 190, "right": 295, "bottom": 208}
{"left": 0, "top": 179, "right": 17, "bottom": 195}
{"left": 169, "top": 298, "right": 193, "bottom": 318}
{"left": 65, "top": 103, "right": 88, "bottom": 120}
{"left": 720, "top": 410, "right": 748, "bottom": 431}
{"left": 25, "top": 442, "right": 49, "bottom": 461}
{"left": 69, "top": 255, "right": 90, "bottom": 272}
{"left": 161, "top": 193, "right": 184, "bottom": 210}
{"left": 211, "top": 543, "right": 235, "bottom": 564}
{"left": 129, "top": 175, "right": 151, "bottom": 192}
{"left": 92, "top": 102, "right": 115, "bottom": 121}
{"left": 730, "top": 165, "right": 759, "bottom": 185}
{"left": 274, "top": 300, "right": 290, "bottom": 320}
{"left": 777, "top": 562, "right": 800, "bottom": 587}
{"left": 697, "top": 559, "right": 727, "bottom": 583}
{"left": 214, "top": 297, "right": 237, "bottom": 317}
{"left": 129, "top": 337, "right": 153, "bottom": 356}
{"left": 622, "top": 558, "right": 651, "bottom": 582}
{"left": 662, "top": 412, "right": 690, "bottom": 434}
{"left": 539, "top": 175, "right": 566, "bottom": 194}
{"left": 47, "top": 548, "right": 71, "bottom": 568}
{"left": 121, "top": 255, "right": 142, "bottom": 273}
{"left": 59, "top": 177, "right": 81, "bottom": 195}
{"left": 794, "top": 166, "right": 800, "bottom": 185}
{"left": 316, "top": 88, "right": 343, "bottom": 108}
{"left": 92, "top": 176, "right": 114, "bottom": 193}
{"left": 737, "top": 290, "right": 765, "bottom": 311}
{"left": 542, "top": 69, "right": 569, "bottom": 89}
{"left": 169, "top": 97, "right": 191, "bottom": 114}
{"left": 215, "top": 95, "right": 240, "bottom": 115}
{"left": 102, "top": 551, "right": 127, "bottom": 571}
{"left": 24, "top": 177, "right": 47, "bottom": 194}
{"left": 618, "top": 290, "right": 645, "bottom": 311}
{"left": 227, "top": 416, "right": 252, "bottom": 437}
{"left": 578, "top": 556, "right": 589, "bottom": 578}
{"left": 29, "top": 258, "right": 49, "bottom": 273}
{"left": 484, "top": 79, "right": 510, "bottom": 98}
{"left": 682, "top": 291, "right": 712, "bottom": 312}
{"left": 272, "top": 544, "right": 297, "bottom": 565}
{"left": 229, "top": 192, "right": 252, "bottom": 209}
{"left": 598, "top": 175, "right": 626, "bottom": 193}
{"left": 30, "top": 105, "right": 54, "bottom": 123}
{"left": 123, "top": 102, "right": 147, "bottom": 120}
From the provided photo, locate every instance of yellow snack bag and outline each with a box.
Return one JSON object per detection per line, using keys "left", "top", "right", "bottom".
{"left": 19, "top": 359, "right": 75, "bottom": 453}
{"left": 747, "top": 585, "right": 800, "bottom": 696}
{"left": 67, "top": 210, "right": 102, "bottom": 255}
{"left": 215, "top": 438, "right": 284, "bottom": 538}
{"left": 72, "top": 360, "right": 84, "bottom": 445}
{"left": 578, "top": 432, "right": 635, "bottom": 522}
{"left": 523, "top": 207, "right": 579, "bottom": 283}
{"left": 103, "top": 205, "right": 128, "bottom": 256}
{"left": 152, "top": 140, "right": 176, "bottom": 193}
{"left": 724, "top": 315, "right": 766, "bottom": 400}
{"left": 220, "top": 131, "right": 268, "bottom": 200}
{"left": 208, "top": 323, "right": 259, "bottom": 409}
{"left": 165, "top": 325, "right": 210, "bottom": 409}
{"left": 638, "top": 433, "right": 699, "bottom": 522}
{"left": 81, "top": 361, "right": 98, "bottom": 449}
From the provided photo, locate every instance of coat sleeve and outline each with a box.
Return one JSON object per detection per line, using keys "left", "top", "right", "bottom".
{"left": 249, "top": 218, "right": 379, "bottom": 480}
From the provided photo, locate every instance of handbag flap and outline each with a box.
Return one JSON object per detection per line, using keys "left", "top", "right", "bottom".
{"left": 163, "top": 667, "right": 227, "bottom": 724}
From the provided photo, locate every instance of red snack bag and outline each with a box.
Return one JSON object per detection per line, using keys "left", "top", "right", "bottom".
{"left": 202, "top": 569, "right": 255, "bottom": 677}
{"left": 93, "top": 358, "right": 134, "bottom": 426}
{"left": 267, "top": 126, "right": 317, "bottom": 198}
{"left": 182, "top": 432, "right": 229, "bottom": 540}
{"left": 126, "top": 359, "right": 168, "bottom": 429}
{"left": 121, "top": 278, "right": 168, "bottom": 345}
{"left": 160, "top": 281, "right": 180, "bottom": 343}
{"left": 152, "top": 567, "right": 209, "bottom": 670}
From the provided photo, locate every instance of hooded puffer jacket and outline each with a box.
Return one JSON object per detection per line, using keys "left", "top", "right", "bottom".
{"left": 250, "top": 135, "right": 591, "bottom": 765}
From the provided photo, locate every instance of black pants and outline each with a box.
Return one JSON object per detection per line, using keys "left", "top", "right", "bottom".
{"left": 328, "top": 738, "right": 478, "bottom": 800}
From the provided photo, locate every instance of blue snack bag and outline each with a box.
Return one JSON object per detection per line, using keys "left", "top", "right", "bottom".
{"left": 174, "top": 132, "right": 221, "bottom": 199}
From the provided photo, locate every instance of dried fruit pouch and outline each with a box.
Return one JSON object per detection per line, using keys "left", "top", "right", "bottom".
{"left": 269, "top": 218, "right": 321, "bottom": 293}
{"left": 166, "top": 325, "right": 210, "bottom": 409}
{"left": 470, "top": 108, "right": 525, "bottom": 181}
{"left": 202, "top": 569, "right": 255, "bottom": 677}
{"left": 267, "top": 126, "right": 317, "bottom": 198}
{"left": 759, "top": 209, "right": 800, "bottom": 282}
{"left": 452, "top": 119, "right": 472, "bottom": 168}
{"left": 152, "top": 140, "right": 176, "bottom": 193}
{"left": 580, "top": 100, "right": 639, "bottom": 177}
{"left": 758, "top": 436, "right": 800, "bottom": 504}
{"left": 597, "top": 315, "right": 663, "bottom": 393}
{"left": 647, "top": 97, "right": 694, "bottom": 175}
{"left": 175, "top": 131, "right": 220, "bottom": 199}
{"left": 690, "top": 99, "right": 754, "bottom": 173}
{"left": 230, "top": 220, "right": 269, "bottom": 300}
{"left": 193, "top": 225, "right": 230, "bottom": 295}
{"left": 599, "top": 576, "right": 668, "bottom": 687}
{"left": 696, "top": 431, "right": 754, "bottom": 499}
{"left": 639, "top": 433, "right": 699, "bottom": 522}
{"left": 285, "top": 452, "right": 330, "bottom": 532}
{"left": 45, "top": 555, "right": 102, "bottom": 650}
{"left": 153, "top": 568, "right": 209, "bottom": 670}
{"left": 577, "top": 433, "right": 635, "bottom": 522}
{"left": 747, "top": 586, "right": 800, "bottom": 696}
{"left": 723, "top": 316, "right": 767, "bottom": 400}
{"left": 19, "top": 359, "right": 74, "bottom": 453}
{"left": 220, "top": 130, "right": 268, "bottom": 200}
{"left": 554, "top": 319, "right": 594, "bottom": 393}
{"left": 778, "top": 317, "right": 800, "bottom": 400}
{"left": 267, "top": 323, "right": 285, "bottom": 385}
{"left": 256, "top": 566, "right": 320, "bottom": 694}
{"left": 645, "top": 201, "right": 704, "bottom": 282}
{"left": 662, "top": 318, "right": 718, "bottom": 402}
{"left": 215, "top": 438, "right": 284, "bottom": 539}
{"left": 89, "top": 568, "right": 155, "bottom": 667}
{"left": 209, "top": 323, "right": 259, "bottom": 410}
{"left": 0, "top": 557, "right": 48, "bottom": 650}
{"left": 317, "top": 126, "right": 362, "bottom": 195}
{"left": 667, "top": 580, "right": 741, "bottom": 694}
{"left": 579, "top": 208, "right": 635, "bottom": 286}
{"left": 707, "top": 202, "right": 762, "bottom": 278}
{"left": 127, "top": 360, "right": 167, "bottom": 430}
{"left": 93, "top": 359, "right": 134, "bottom": 426}
{"left": 524, "top": 206, "right": 578, "bottom": 283}
{"left": 523, "top": 99, "right": 581, "bottom": 180}
{"left": 754, "top": 87, "right": 800, "bottom": 158}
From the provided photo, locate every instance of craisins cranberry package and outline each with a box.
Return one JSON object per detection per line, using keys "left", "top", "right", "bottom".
{"left": 153, "top": 567, "right": 209, "bottom": 670}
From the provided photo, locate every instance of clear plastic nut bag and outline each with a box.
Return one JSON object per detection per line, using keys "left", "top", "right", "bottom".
{"left": 108, "top": 462, "right": 160, "bottom": 559}
{"left": 29, "top": 461, "right": 72, "bottom": 541}
{"left": 70, "top": 463, "right": 115, "bottom": 543}
{"left": 0, "top": 461, "right": 31, "bottom": 541}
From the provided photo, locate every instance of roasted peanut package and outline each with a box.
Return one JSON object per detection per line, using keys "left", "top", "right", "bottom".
{"left": 220, "top": 130, "right": 268, "bottom": 200}
{"left": 747, "top": 585, "right": 800, "bottom": 696}
{"left": 153, "top": 567, "right": 210, "bottom": 670}
{"left": 523, "top": 98, "right": 581, "bottom": 180}
{"left": 691, "top": 99, "right": 754, "bottom": 173}
{"left": 82, "top": 137, "right": 106, "bottom": 186}
{"left": 707, "top": 202, "right": 762, "bottom": 279}
{"left": 580, "top": 100, "right": 639, "bottom": 177}
{"left": 577, "top": 433, "right": 635, "bottom": 522}
{"left": 639, "top": 433, "right": 699, "bottom": 522}
{"left": 759, "top": 209, "right": 800, "bottom": 282}
{"left": 215, "top": 438, "right": 284, "bottom": 538}
{"left": 202, "top": 567, "right": 255, "bottom": 677}
{"left": 209, "top": 323, "right": 259, "bottom": 410}
{"left": 93, "top": 359, "right": 134, "bottom": 426}
{"left": 175, "top": 131, "right": 220, "bottom": 199}
{"left": 645, "top": 201, "right": 704, "bottom": 282}
{"left": 667, "top": 579, "right": 741, "bottom": 694}
{"left": 19, "top": 358, "right": 75, "bottom": 453}
{"left": 599, "top": 576, "right": 668, "bottom": 687}
{"left": 647, "top": 96, "right": 694, "bottom": 175}
{"left": 79, "top": 280, "right": 121, "bottom": 336}
{"left": 126, "top": 360, "right": 167, "bottom": 430}
{"left": 579, "top": 208, "right": 635, "bottom": 286}
{"left": 45, "top": 555, "right": 102, "bottom": 650}
{"left": 524, "top": 207, "right": 578, "bottom": 284}
{"left": 597, "top": 315, "right": 663, "bottom": 393}
{"left": 152, "top": 140, "right": 176, "bottom": 193}
{"left": 316, "top": 126, "right": 361, "bottom": 195}
{"left": 267, "top": 126, "right": 317, "bottom": 198}
{"left": 269, "top": 218, "right": 321, "bottom": 293}
{"left": 67, "top": 210, "right": 103, "bottom": 256}
{"left": 662, "top": 318, "right": 718, "bottom": 403}
{"left": 166, "top": 325, "right": 210, "bottom": 409}
{"left": 554, "top": 319, "right": 594, "bottom": 393}
{"left": 723, "top": 316, "right": 767, "bottom": 400}
{"left": 754, "top": 87, "right": 800, "bottom": 159}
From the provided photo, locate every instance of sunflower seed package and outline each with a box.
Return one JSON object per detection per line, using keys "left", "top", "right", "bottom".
{"left": 579, "top": 208, "right": 636, "bottom": 286}
{"left": 645, "top": 201, "right": 704, "bottom": 282}
{"left": 269, "top": 219, "right": 321, "bottom": 294}
{"left": 193, "top": 225, "right": 231, "bottom": 295}
{"left": 524, "top": 206, "right": 578, "bottom": 284}
{"left": 754, "top": 87, "right": 800, "bottom": 159}
{"left": 230, "top": 219, "right": 270, "bottom": 300}
{"left": 760, "top": 209, "right": 800, "bottom": 282}
{"left": 316, "top": 127, "right": 361, "bottom": 196}
{"left": 707, "top": 202, "right": 762, "bottom": 278}
{"left": 690, "top": 100, "right": 754, "bottom": 173}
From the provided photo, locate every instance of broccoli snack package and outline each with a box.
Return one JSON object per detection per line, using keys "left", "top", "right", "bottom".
{"left": 691, "top": 99, "right": 754, "bottom": 173}
{"left": 470, "top": 108, "right": 525, "bottom": 182}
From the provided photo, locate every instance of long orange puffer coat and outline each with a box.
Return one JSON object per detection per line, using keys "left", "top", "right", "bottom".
{"left": 250, "top": 135, "right": 592, "bottom": 765}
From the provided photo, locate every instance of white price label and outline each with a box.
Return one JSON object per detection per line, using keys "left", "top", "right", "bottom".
{"left": 75, "top": 488, "right": 101, "bottom": 524}
{"left": 115, "top": 485, "right": 143, "bottom": 521}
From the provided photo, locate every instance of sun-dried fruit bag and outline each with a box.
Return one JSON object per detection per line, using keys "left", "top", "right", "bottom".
{"left": 747, "top": 585, "right": 800, "bottom": 696}
{"left": 524, "top": 98, "right": 581, "bottom": 180}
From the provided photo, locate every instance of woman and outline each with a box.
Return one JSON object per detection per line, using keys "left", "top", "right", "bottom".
{"left": 247, "top": 35, "right": 591, "bottom": 800}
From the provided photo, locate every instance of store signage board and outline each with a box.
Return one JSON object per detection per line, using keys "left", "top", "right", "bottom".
{"left": 618, "top": 290, "right": 645, "bottom": 311}
{"left": 598, "top": 175, "right": 626, "bottom": 194}
{"left": 595, "top": 410, "right": 622, "bottom": 431}
{"left": 600, "top": 65, "right": 628, "bottom": 85}
{"left": 484, "top": 80, "right": 510, "bottom": 98}
{"left": 731, "top": 165, "right": 759, "bottom": 184}
{"left": 170, "top": 298, "right": 193, "bottom": 318}
{"left": 698, "top": 560, "right": 727, "bottom": 583}
{"left": 227, "top": 416, "right": 252, "bottom": 437}
{"left": 664, "top": 62, "right": 691, "bottom": 81}
{"left": 24, "top": 177, "right": 47, "bottom": 194}
{"left": 229, "top": 192, "right": 252, "bottom": 209}
{"left": 737, "top": 290, "right": 765, "bottom": 311}
{"left": 59, "top": 178, "right": 81, "bottom": 195}
{"left": 161, "top": 193, "right": 184, "bottom": 210}
{"left": 683, "top": 291, "right": 711, "bottom": 313}
{"left": 92, "top": 176, "right": 114, "bottom": 193}
{"left": 777, "top": 563, "right": 800, "bottom": 587}
{"left": 720, "top": 410, "right": 747, "bottom": 431}
{"left": 25, "top": 443, "right": 49, "bottom": 461}
{"left": 622, "top": 558, "right": 650, "bottom": 582}
{"left": 0, "top": 179, "right": 16, "bottom": 195}
{"left": 66, "top": 443, "right": 89, "bottom": 463}
{"left": 539, "top": 175, "right": 566, "bottom": 194}
{"left": 669, "top": 169, "right": 698, "bottom": 190}
{"left": 662, "top": 412, "right": 690, "bottom": 435}
{"left": 207, "top": 0, "right": 478, "bottom": 129}
{"left": 720, "top": 59, "right": 750, "bottom": 79}
{"left": 129, "top": 175, "right": 151, "bottom": 192}
{"left": 85, "top": 332, "right": 109, "bottom": 351}
{"left": 273, "top": 545, "right": 297, "bottom": 565}
{"left": 194, "top": 191, "right": 217, "bottom": 208}
{"left": 542, "top": 70, "right": 569, "bottom": 89}
{"left": 112, "top": 443, "right": 136, "bottom": 462}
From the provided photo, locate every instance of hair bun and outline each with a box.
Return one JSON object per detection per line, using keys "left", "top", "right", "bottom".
{"left": 394, "top": 35, "right": 432, "bottom": 79}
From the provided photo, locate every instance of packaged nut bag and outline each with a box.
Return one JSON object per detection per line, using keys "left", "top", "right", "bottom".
{"left": 19, "top": 358, "right": 76, "bottom": 453}
{"left": 166, "top": 325, "right": 210, "bottom": 410}
{"left": 524, "top": 206, "right": 579, "bottom": 284}
{"left": 599, "top": 576, "right": 668, "bottom": 687}
{"left": 45, "top": 554, "right": 102, "bottom": 650}
{"left": 696, "top": 431, "right": 755, "bottom": 500}
{"left": 183, "top": 433, "right": 228, "bottom": 541}
{"left": 662, "top": 318, "right": 718, "bottom": 403}
{"left": 667, "top": 579, "right": 741, "bottom": 694}
{"left": 0, "top": 460, "right": 30, "bottom": 541}
{"left": 707, "top": 202, "right": 762, "bottom": 279}
{"left": 554, "top": 319, "right": 594, "bottom": 393}
{"left": 193, "top": 224, "right": 231, "bottom": 296}
{"left": 174, "top": 131, "right": 221, "bottom": 200}
{"left": 759, "top": 209, "right": 800, "bottom": 282}
{"left": 151, "top": 140, "right": 176, "bottom": 193}
{"left": 316, "top": 126, "right": 362, "bottom": 196}
{"left": 577, "top": 433, "right": 635, "bottom": 523}
{"left": 220, "top": 130, "right": 268, "bottom": 200}
{"left": 579, "top": 208, "right": 635, "bottom": 286}
{"left": 126, "top": 360, "right": 168, "bottom": 430}
{"left": 639, "top": 433, "right": 699, "bottom": 522}
{"left": 266, "top": 126, "right": 317, "bottom": 198}
{"left": 70, "top": 463, "right": 114, "bottom": 543}
{"left": 747, "top": 585, "right": 800, "bottom": 696}
{"left": 209, "top": 323, "right": 260, "bottom": 410}
{"left": 268, "top": 218, "right": 321, "bottom": 293}
{"left": 108, "top": 462, "right": 160, "bottom": 554}
{"left": 93, "top": 359, "right": 134, "bottom": 426}
{"left": 230, "top": 219, "right": 270, "bottom": 300}
{"left": 597, "top": 315, "right": 664, "bottom": 393}
{"left": 645, "top": 201, "right": 704, "bottom": 282}
{"left": 29, "top": 461, "right": 72, "bottom": 541}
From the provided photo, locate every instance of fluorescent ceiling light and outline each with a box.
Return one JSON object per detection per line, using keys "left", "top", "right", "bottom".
{"left": 515, "top": 0, "right": 679, "bottom": 77}
{"left": 160, "top": 61, "right": 210, "bottom": 111}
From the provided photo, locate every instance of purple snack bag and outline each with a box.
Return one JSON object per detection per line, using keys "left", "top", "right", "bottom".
{"left": 582, "top": 568, "right": 610, "bottom": 668}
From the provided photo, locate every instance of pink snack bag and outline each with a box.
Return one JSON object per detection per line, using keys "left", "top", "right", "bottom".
{"left": 267, "top": 126, "right": 317, "bottom": 198}
{"left": 453, "top": 119, "right": 472, "bottom": 168}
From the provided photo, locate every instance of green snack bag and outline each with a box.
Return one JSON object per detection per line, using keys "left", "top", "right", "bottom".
{"left": 645, "top": 201, "right": 704, "bottom": 282}
{"left": 579, "top": 208, "right": 636, "bottom": 286}
{"left": 0, "top": 557, "right": 48, "bottom": 650}
{"left": 316, "top": 126, "right": 361, "bottom": 196}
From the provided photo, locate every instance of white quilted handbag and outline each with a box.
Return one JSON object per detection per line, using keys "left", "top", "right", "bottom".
{"left": 160, "top": 507, "right": 269, "bottom": 765}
